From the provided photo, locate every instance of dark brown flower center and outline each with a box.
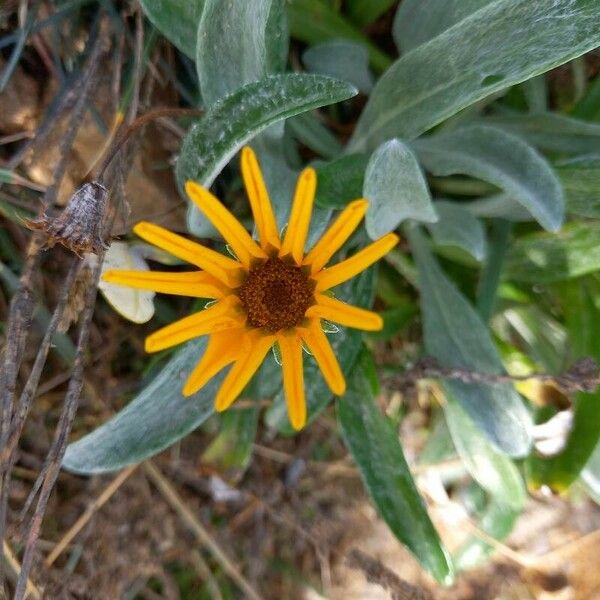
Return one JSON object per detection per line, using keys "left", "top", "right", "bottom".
{"left": 237, "top": 257, "right": 315, "bottom": 332}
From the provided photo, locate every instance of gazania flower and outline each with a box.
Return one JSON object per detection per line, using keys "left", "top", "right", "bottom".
{"left": 103, "top": 147, "right": 398, "bottom": 429}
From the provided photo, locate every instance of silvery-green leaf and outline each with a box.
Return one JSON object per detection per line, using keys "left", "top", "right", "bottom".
{"left": 505, "top": 223, "right": 600, "bottom": 283}
{"left": 481, "top": 112, "right": 600, "bottom": 155}
{"left": 139, "top": 0, "right": 204, "bottom": 58}
{"left": 286, "top": 112, "right": 343, "bottom": 160}
{"left": 555, "top": 155, "right": 600, "bottom": 218}
{"left": 63, "top": 341, "right": 215, "bottom": 474}
{"left": 393, "top": 0, "right": 494, "bottom": 53}
{"left": 365, "top": 140, "right": 437, "bottom": 240}
{"left": 413, "top": 125, "right": 564, "bottom": 232}
{"left": 349, "top": 0, "right": 600, "bottom": 152}
{"left": 467, "top": 193, "right": 535, "bottom": 222}
{"left": 445, "top": 396, "right": 527, "bottom": 510}
{"left": 408, "top": 227, "right": 532, "bottom": 457}
{"left": 338, "top": 352, "right": 454, "bottom": 584}
{"left": 427, "top": 201, "right": 486, "bottom": 261}
{"left": 196, "top": 0, "right": 287, "bottom": 106}
{"left": 99, "top": 242, "right": 155, "bottom": 324}
{"left": 302, "top": 39, "right": 373, "bottom": 94}
{"left": 176, "top": 74, "right": 357, "bottom": 236}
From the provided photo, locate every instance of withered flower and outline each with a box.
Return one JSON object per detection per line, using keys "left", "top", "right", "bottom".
{"left": 28, "top": 181, "right": 108, "bottom": 255}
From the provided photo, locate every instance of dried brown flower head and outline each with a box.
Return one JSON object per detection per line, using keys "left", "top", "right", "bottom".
{"left": 28, "top": 181, "right": 108, "bottom": 255}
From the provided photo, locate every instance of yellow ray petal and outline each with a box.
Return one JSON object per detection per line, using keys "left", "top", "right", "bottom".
{"left": 145, "top": 296, "right": 242, "bottom": 353}
{"left": 102, "top": 270, "right": 227, "bottom": 298}
{"left": 280, "top": 167, "right": 317, "bottom": 264}
{"left": 214, "top": 331, "right": 275, "bottom": 411}
{"left": 303, "top": 199, "right": 368, "bottom": 273}
{"left": 300, "top": 320, "right": 345, "bottom": 395}
{"left": 182, "top": 328, "right": 244, "bottom": 396}
{"left": 185, "top": 181, "right": 266, "bottom": 267}
{"left": 240, "top": 146, "right": 280, "bottom": 250}
{"left": 133, "top": 221, "right": 241, "bottom": 287}
{"left": 278, "top": 332, "right": 306, "bottom": 430}
{"left": 314, "top": 233, "right": 399, "bottom": 291}
{"left": 307, "top": 294, "right": 383, "bottom": 331}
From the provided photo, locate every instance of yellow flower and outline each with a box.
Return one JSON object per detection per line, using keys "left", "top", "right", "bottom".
{"left": 102, "top": 147, "right": 398, "bottom": 429}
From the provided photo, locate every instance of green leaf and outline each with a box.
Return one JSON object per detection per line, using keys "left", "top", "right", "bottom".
{"left": 286, "top": 112, "right": 343, "bottom": 159}
{"left": 202, "top": 408, "right": 259, "bottom": 470}
{"left": 302, "top": 40, "right": 373, "bottom": 94}
{"left": 365, "top": 140, "right": 437, "bottom": 240}
{"left": 505, "top": 223, "right": 600, "bottom": 283}
{"left": 196, "top": 0, "right": 287, "bottom": 106}
{"left": 349, "top": 0, "right": 600, "bottom": 152}
{"left": 413, "top": 125, "right": 564, "bottom": 232}
{"left": 427, "top": 201, "right": 486, "bottom": 261}
{"left": 581, "top": 439, "right": 600, "bottom": 505}
{"left": 139, "top": 0, "right": 204, "bottom": 58}
{"left": 393, "top": 0, "right": 494, "bottom": 53}
{"left": 176, "top": 73, "right": 357, "bottom": 236}
{"left": 63, "top": 341, "right": 215, "bottom": 474}
{"left": 408, "top": 227, "right": 532, "bottom": 457}
{"left": 314, "top": 153, "right": 368, "bottom": 209}
{"left": 526, "top": 279, "right": 600, "bottom": 491}
{"left": 338, "top": 352, "right": 454, "bottom": 584}
{"left": 345, "top": 0, "right": 397, "bottom": 27}
{"left": 287, "top": 0, "right": 392, "bottom": 73}
{"left": 266, "top": 264, "right": 375, "bottom": 432}
{"left": 366, "top": 302, "right": 418, "bottom": 342}
{"left": 444, "top": 397, "right": 526, "bottom": 510}
{"left": 454, "top": 499, "right": 520, "bottom": 570}
{"left": 481, "top": 112, "right": 600, "bottom": 155}
{"left": 556, "top": 155, "right": 600, "bottom": 218}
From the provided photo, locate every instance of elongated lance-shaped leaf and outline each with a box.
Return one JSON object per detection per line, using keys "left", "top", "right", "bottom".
{"left": 393, "top": 0, "right": 494, "bottom": 53}
{"left": 408, "top": 227, "right": 532, "bottom": 457}
{"left": 176, "top": 73, "right": 357, "bottom": 235}
{"left": 444, "top": 396, "right": 526, "bottom": 510}
{"left": 63, "top": 340, "right": 215, "bottom": 474}
{"left": 364, "top": 139, "right": 437, "bottom": 240}
{"left": 139, "top": 0, "right": 204, "bottom": 58}
{"left": 427, "top": 201, "right": 486, "bottom": 261}
{"left": 338, "top": 351, "right": 454, "bottom": 584}
{"left": 349, "top": 0, "right": 600, "bottom": 152}
{"left": 412, "top": 125, "right": 564, "bottom": 232}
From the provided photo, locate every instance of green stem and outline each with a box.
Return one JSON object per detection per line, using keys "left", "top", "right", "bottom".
{"left": 477, "top": 219, "right": 511, "bottom": 322}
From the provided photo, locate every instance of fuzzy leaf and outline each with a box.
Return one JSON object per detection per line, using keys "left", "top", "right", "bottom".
{"left": 365, "top": 139, "right": 437, "bottom": 240}
{"left": 408, "top": 227, "right": 532, "bottom": 457}
{"left": 349, "top": 0, "right": 600, "bottom": 152}
{"left": 413, "top": 125, "right": 564, "bottom": 232}
{"left": 338, "top": 352, "right": 454, "bottom": 584}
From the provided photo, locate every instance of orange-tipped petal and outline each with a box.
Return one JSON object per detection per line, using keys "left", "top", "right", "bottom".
{"left": 278, "top": 332, "right": 307, "bottom": 430}
{"left": 102, "top": 269, "right": 226, "bottom": 298}
{"left": 314, "top": 233, "right": 399, "bottom": 291}
{"left": 214, "top": 331, "right": 275, "bottom": 411}
{"left": 185, "top": 181, "right": 266, "bottom": 267}
{"left": 240, "top": 147, "right": 280, "bottom": 250}
{"left": 145, "top": 296, "right": 242, "bottom": 353}
{"left": 304, "top": 199, "right": 368, "bottom": 273}
{"left": 300, "top": 320, "right": 345, "bottom": 395}
{"left": 307, "top": 294, "right": 383, "bottom": 331}
{"left": 280, "top": 168, "right": 317, "bottom": 264}
{"left": 133, "top": 221, "right": 241, "bottom": 287}
{"left": 182, "top": 328, "right": 244, "bottom": 396}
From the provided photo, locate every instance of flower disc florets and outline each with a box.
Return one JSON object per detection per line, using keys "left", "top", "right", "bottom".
{"left": 237, "top": 257, "right": 315, "bottom": 332}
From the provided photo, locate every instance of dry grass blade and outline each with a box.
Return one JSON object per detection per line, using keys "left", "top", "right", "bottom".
{"left": 45, "top": 464, "right": 138, "bottom": 567}
{"left": 143, "top": 462, "right": 265, "bottom": 600}
{"left": 2, "top": 541, "right": 41, "bottom": 600}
